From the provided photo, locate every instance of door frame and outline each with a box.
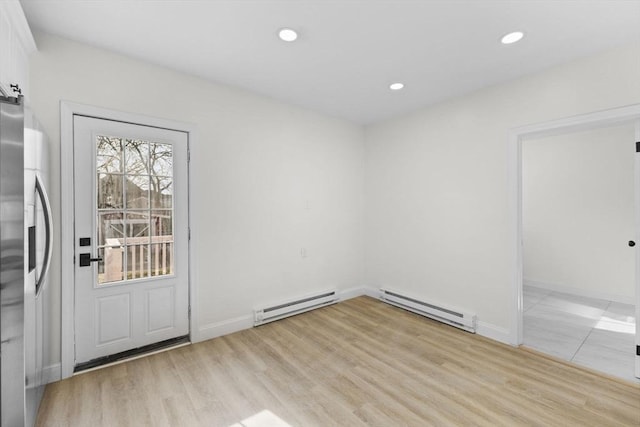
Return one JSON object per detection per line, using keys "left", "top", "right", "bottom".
{"left": 60, "top": 101, "right": 198, "bottom": 379}
{"left": 508, "top": 103, "right": 640, "bottom": 347}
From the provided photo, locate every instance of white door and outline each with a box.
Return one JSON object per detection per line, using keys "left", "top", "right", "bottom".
{"left": 73, "top": 115, "right": 189, "bottom": 366}
{"left": 636, "top": 121, "right": 640, "bottom": 379}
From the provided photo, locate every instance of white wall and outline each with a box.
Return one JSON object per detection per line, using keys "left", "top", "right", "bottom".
{"left": 27, "top": 29, "right": 640, "bottom": 370}
{"left": 522, "top": 124, "right": 636, "bottom": 303}
{"left": 28, "top": 33, "right": 365, "bottom": 368}
{"left": 365, "top": 42, "right": 640, "bottom": 341}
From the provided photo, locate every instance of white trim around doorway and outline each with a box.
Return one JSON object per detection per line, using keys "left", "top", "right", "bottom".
{"left": 60, "top": 101, "right": 199, "bottom": 379}
{"left": 508, "top": 103, "right": 640, "bottom": 347}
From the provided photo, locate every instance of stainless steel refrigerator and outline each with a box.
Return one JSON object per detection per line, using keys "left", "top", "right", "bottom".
{"left": 1, "top": 93, "right": 52, "bottom": 426}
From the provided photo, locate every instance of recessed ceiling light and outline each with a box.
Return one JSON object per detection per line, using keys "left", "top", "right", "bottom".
{"left": 389, "top": 82, "right": 404, "bottom": 91}
{"left": 501, "top": 31, "right": 524, "bottom": 45}
{"left": 278, "top": 28, "right": 298, "bottom": 42}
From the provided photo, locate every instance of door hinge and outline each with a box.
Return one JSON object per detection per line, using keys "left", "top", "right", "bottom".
{"left": 188, "top": 305, "right": 191, "bottom": 317}
{"left": 636, "top": 142, "right": 640, "bottom": 153}
{"left": 187, "top": 150, "right": 191, "bottom": 163}
{"left": 188, "top": 228, "right": 191, "bottom": 240}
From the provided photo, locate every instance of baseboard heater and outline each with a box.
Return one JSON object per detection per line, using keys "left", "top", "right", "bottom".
{"left": 379, "top": 288, "right": 477, "bottom": 333}
{"left": 254, "top": 289, "right": 339, "bottom": 326}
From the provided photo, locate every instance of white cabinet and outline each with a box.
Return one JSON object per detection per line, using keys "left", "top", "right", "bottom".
{"left": 0, "top": 1, "right": 36, "bottom": 99}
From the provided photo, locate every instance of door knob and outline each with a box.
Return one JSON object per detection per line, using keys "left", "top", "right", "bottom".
{"left": 629, "top": 241, "right": 636, "bottom": 247}
{"left": 79, "top": 253, "right": 103, "bottom": 267}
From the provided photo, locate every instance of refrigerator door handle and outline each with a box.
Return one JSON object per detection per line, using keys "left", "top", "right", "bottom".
{"left": 35, "top": 173, "right": 53, "bottom": 295}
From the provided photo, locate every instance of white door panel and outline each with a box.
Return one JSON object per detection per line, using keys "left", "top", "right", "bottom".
{"left": 145, "top": 286, "right": 175, "bottom": 333}
{"left": 95, "top": 293, "right": 131, "bottom": 345}
{"left": 636, "top": 121, "right": 640, "bottom": 379}
{"left": 73, "top": 115, "right": 189, "bottom": 365}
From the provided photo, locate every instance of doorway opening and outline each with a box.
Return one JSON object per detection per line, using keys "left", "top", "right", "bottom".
{"left": 508, "top": 103, "right": 640, "bottom": 382}
{"left": 521, "top": 123, "right": 637, "bottom": 382}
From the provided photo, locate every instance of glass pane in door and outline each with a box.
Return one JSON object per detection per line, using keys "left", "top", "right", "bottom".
{"left": 96, "top": 136, "right": 174, "bottom": 285}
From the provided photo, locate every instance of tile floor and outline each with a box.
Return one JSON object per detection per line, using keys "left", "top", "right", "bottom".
{"left": 523, "top": 285, "right": 639, "bottom": 383}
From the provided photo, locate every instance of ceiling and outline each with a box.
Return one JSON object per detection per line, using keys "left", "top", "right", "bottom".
{"left": 20, "top": 0, "right": 640, "bottom": 124}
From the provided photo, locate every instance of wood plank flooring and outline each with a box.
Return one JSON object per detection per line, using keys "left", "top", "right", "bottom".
{"left": 37, "top": 296, "right": 640, "bottom": 426}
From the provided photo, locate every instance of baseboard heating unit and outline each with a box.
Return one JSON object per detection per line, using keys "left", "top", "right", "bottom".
{"left": 379, "top": 288, "right": 477, "bottom": 333}
{"left": 254, "top": 289, "right": 339, "bottom": 326}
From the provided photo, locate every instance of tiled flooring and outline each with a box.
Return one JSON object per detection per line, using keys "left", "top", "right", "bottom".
{"left": 523, "top": 285, "right": 639, "bottom": 383}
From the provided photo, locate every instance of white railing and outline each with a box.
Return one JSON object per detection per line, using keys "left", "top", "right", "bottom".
{"left": 101, "top": 236, "right": 173, "bottom": 283}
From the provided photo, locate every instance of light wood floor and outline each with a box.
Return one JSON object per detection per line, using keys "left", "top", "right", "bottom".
{"left": 37, "top": 296, "right": 640, "bottom": 426}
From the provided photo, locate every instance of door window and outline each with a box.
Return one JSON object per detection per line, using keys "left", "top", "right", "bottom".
{"left": 96, "top": 136, "right": 174, "bottom": 284}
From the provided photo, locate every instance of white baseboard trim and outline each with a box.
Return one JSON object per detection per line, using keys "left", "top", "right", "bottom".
{"left": 43, "top": 363, "right": 61, "bottom": 384}
{"left": 195, "top": 314, "right": 254, "bottom": 343}
{"left": 371, "top": 286, "right": 512, "bottom": 345}
{"left": 524, "top": 278, "right": 634, "bottom": 305}
{"left": 476, "top": 321, "right": 511, "bottom": 345}
{"left": 192, "top": 287, "right": 512, "bottom": 350}
{"left": 196, "top": 287, "right": 373, "bottom": 343}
